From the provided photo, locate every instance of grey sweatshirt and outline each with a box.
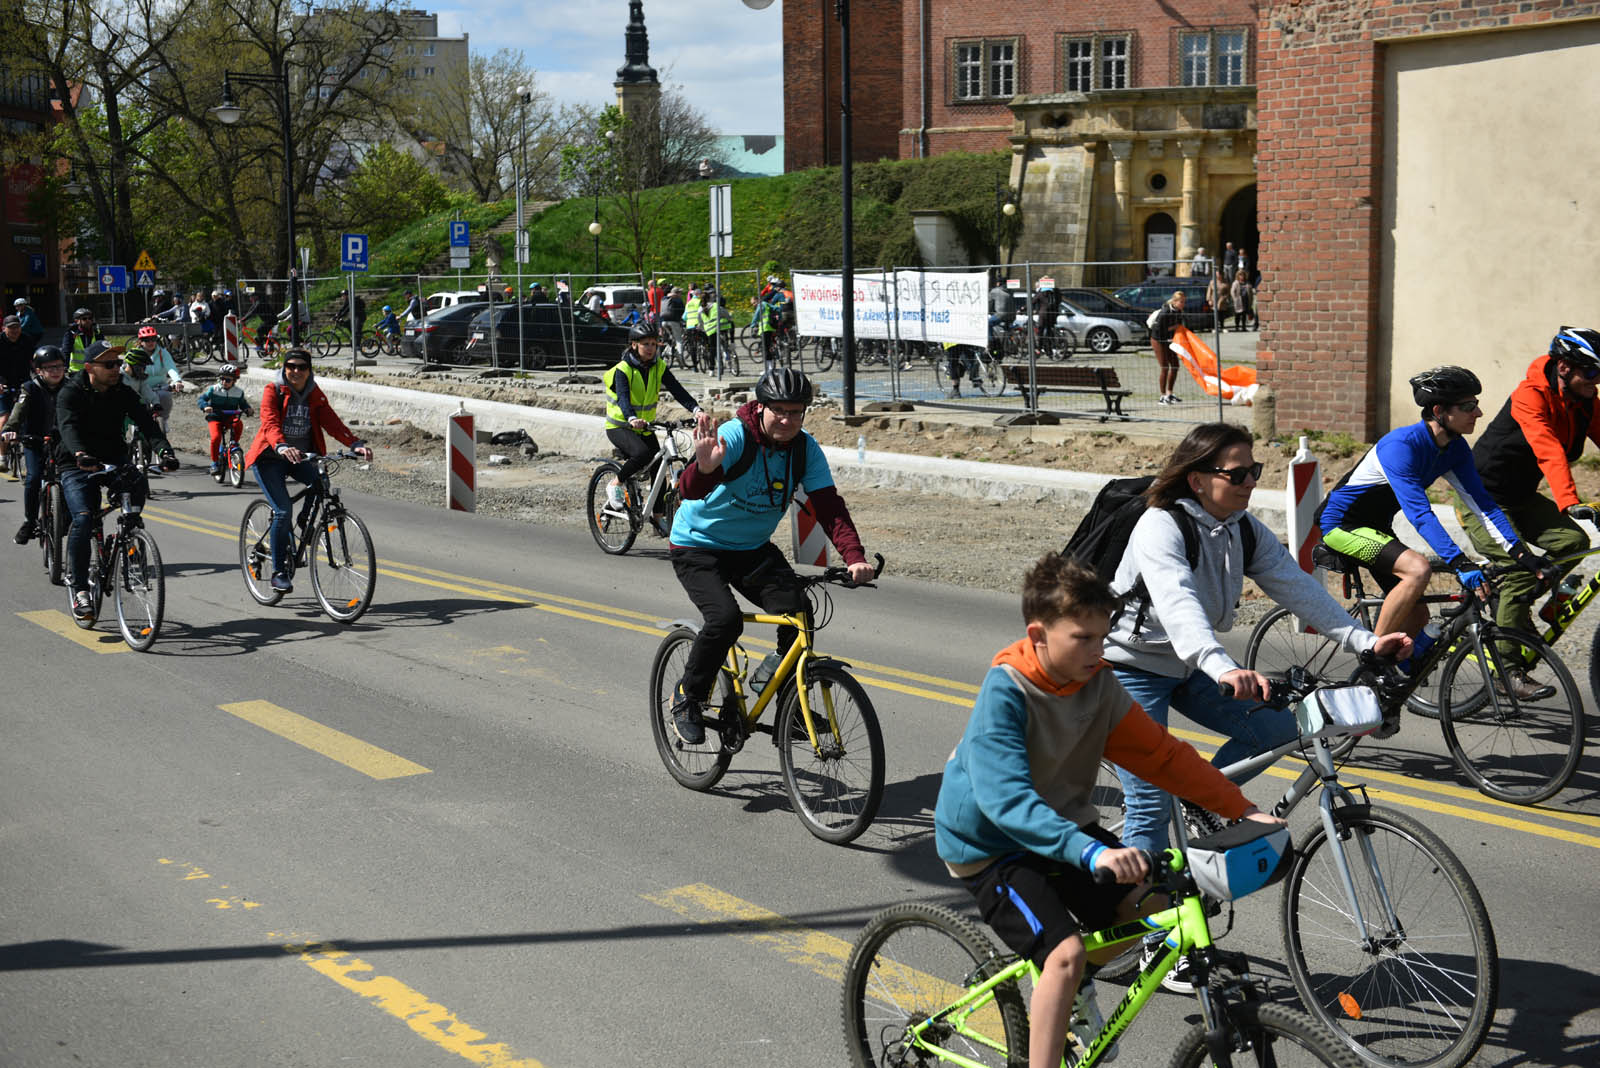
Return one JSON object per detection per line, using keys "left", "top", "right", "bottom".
{"left": 1105, "top": 497, "right": 1376, "bottom": 680}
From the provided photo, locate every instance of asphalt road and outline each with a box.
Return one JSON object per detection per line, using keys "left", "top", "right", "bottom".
{"left": 1, "top": 462, "right": 1595, "bottom": 1067}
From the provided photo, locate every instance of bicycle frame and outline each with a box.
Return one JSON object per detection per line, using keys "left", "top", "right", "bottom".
{"left": 723, "top": 611, "right": 839, "bottom": 750}
{"left": 638, "top": 424, "right": 690, "bottom": 515}
{"left": 1520, "top": 537, "right": 1600, "bottom": 648}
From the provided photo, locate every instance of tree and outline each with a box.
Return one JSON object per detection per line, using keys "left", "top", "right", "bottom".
{"left": 323, "top": 142, "right": 451, "bottom": 245}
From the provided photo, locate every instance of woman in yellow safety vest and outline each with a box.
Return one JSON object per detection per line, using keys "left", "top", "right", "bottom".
{"left": 602, "top": 320, "right": 712, "bottom": 512}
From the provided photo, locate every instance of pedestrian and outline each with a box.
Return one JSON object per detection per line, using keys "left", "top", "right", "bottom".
{"left": 402, "top": 290, "right": 422, "bottom": 324}
{"left": 1230, "top": 270, "right": 1252, "bottom": 332}
{"left": 1190, "top": 247, "right": 1212, "bottom": 276}
{"left": 1222, "top": 242, "right": 1238, "bottom": 277}
{"left": 528, "top": 282, "right": 548, "bottom": 304}
{"left": 646, "top": 278, "right": 664, "bottom": 318}
{"left": 1149, "top": 290, "right": 1185, "bottom": 406}
{"left": 1206, "top": 272, "right": 1230, "bottom": 328}
{"left": 13, "top": 297, "right": 43, "bottom": 349}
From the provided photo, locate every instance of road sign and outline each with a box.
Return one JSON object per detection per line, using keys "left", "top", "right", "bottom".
{"left": 135, "top": 270, "right": 155, "bottom": 288}
{"left": 449, "top": 250, "right": 471, "bottom": 270}
{"left": 27, "top": 252, "right": 45, "bottom": 278}
{"left": 133, "top": 250, "right": 155, "bottom": 272}
{"left": 98, "top": 265, "right": 128, "bottom": 293}
{"left": 709, "top": 184, "right": 732, "bottom": 259}
{"left": 449, "top": 220, "right": 470, "bottom": 248}
{"left": 341, "top": 233, "right": 369, "bottom": 272}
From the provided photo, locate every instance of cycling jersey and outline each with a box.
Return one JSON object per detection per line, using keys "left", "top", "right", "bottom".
{"left": 196, "top": 382, "right": 254, "bottom": 419}
{"left": 1319, "top": 420, "right": 1518, "bottom": 563}
{"left": 1474, "top": 354, "right": 1600, "bottom": 511}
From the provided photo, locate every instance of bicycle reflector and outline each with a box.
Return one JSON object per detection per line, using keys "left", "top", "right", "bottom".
{"left": 1294, "top": 685, "right": 1384, "bottom": 741}
{"left": 1185, "top": 823, "right": 1293, "bottom": 901}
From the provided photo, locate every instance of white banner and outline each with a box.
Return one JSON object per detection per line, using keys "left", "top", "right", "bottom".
{"left": 792, "top": 269, "right": 988, "bottom": 347}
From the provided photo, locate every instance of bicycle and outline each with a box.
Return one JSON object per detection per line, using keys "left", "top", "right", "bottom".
{"left": 933, "top": 344, "right": 1008, "bottom": 398}
{"left": 125, "top": 411, "right": 160, "bottom": 476}
{"left": 207, "top": 413, "right": 247, "bottom": 488}
{"left": 34, "top": 439, "right": 67, "bottom": 586}
{"left": 310, "top": 323, "right": 353, "bottom": 359}
{"left": 1481, "top": 504, "right": 1600, "bottom": 700}
{"left": 2, "top": 429, "right": 22, "bottom": 481}
{"left": 842, "top": 833, "right": 1362, "bottom": 1068}
{"left": 238, "top": 450, "right": 376, "bottom": 623}
{"left": 1091, "top": 665, "right": 1498, "bottom": 1068}
{"left": 1246, "top": 547, "right": 1585, "bottom": 804}
{"left": 65, "top": 462, "right": 168, "bottom": 652}
{"left": 359, "top": 327, "right": 401, "bottom": 357}
{"left": 647, "top": 554, "right": 888, "bottom": 844}
{"left": 586, "top": 419, "right": 694, "bottom": 555}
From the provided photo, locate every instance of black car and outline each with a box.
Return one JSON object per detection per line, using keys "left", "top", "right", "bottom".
{"left": 402, "top": 301, "right": 491, "bottom": 361}
{"left": 465, "top": 302, "right": 631, "bottom": 368}
{"left": 1111, "top": 277, "right": 1215, "bottom": 330}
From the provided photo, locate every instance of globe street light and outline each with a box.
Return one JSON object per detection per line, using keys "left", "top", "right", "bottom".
{"left": 995, "top": 181, "right": 1017, "bottom": 266}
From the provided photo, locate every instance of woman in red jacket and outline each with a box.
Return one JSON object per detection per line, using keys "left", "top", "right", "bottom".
{"left": 245, "top": 349, "right": 372, "bottom": 592}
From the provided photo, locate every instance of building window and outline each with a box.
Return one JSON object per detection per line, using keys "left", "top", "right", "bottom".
{"left": 1061, "top": 34, "right": 1132, "bottom": 92}
{"left": 1065, "top": 39, "right": 1092, "bottom": 92}
{"left": 951, "top": 38, "right": 1022, "bottom": 102}
{"left": 405, "top": 67, "right": 416, "bottom": 79}
{"left": 1100, "top": 36, "right": 1128, "bottom": 89}
{"left": 1180, "top": 30, "right": 1250, "bottom": 86}
{"left": 423, "top": 67, "right": 435, "bottom": 77}
{"left": 423, "top": 43, "right": 435, "bottom": 57}
{"left": 404, "top": 43, "right": 415, "bottom": 56}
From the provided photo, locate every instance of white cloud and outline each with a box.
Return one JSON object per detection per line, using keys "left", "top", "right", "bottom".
{"left": 433, "top": 1, "right": 784, "bottom": 134}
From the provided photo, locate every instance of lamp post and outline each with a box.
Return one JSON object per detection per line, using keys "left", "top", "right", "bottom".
{"left": 995, "top": 181, "right": 1017, "bottom": 267}
{"left": 212, "top": 69, "right": 300, "bottom": 346}
{"left": 515, "top": 85, "right": 531, "bottom": 363}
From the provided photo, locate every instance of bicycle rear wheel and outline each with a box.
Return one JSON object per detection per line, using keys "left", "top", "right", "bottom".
{"left": 647, "top": 627, "right": 737, "bottom": 790}
{"left": 1169, "top": 1001, "right": 1363, "bottom": 1068}
{"left": 1437, "top": 626, "right": 1583, "bottom": 804}
{"left": 309, "top": 507, "right": 376, "bottom": 623}
{"left": 842, "top": 902, "right": 1029, "bottom": 1068}
{"left": 776, "top": 661, "right": 884, "bottom": 844}
{"left": 1282, "top": 803, "right": 1496, "bottom": 1068}
{"left": 585, "top": 462, "right": 639, "bottom": 555}
{"left": 114, "top": 528, "right": 164, "bottom": 651}
{"left": 239, "top": 499, "right": 285, "bottom": 606}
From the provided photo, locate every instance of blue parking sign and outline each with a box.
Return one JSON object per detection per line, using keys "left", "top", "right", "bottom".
{"left": 27, "top": 253, "right": 46, "bottom": 278}
{"left": 98, "top": 265, "right": 128, "bottom": 293}
{"left": 341, "top": 233, "right": 369, "bottom": 272}
{"left": 449, "top": 220, "right": 470, "bottom": 247}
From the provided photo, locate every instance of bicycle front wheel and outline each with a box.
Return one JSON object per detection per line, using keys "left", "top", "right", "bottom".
{"left": 1282, "top": 803, "right": 1496, "bottom": 1068}
{"left": 842, "top": 902, "right": 1029, "bottom": 1068}
{"left": 43, "top": 482, "right": 67, "bottom": 585}
{"left": 114, "top": 528, "right": 165, "bottom": 651}
{"left": 647, "top": 627, "right": 736, "bottom": 791}
{"left": 1437, "top": 626, "right": 1583, "bottom": 804}
{"left": 227, "top": 443, "right": 246, "bottom": 488}
{"left": 585, "top": 462, "right": 639, "bottom": 555}
{"left": 309, "top": 508, "right": 375, "bottom": 623}
{"left": 1169, "top": 1001, "right": 1363, "bottom": 1068}
{"left": 777, "top": 661, "right": 884, "bottom": 844}
{"left": 239, "top": 499, "right": 285, "bottom": 606}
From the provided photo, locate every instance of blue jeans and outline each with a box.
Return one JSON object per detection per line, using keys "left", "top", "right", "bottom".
{"left": 61, "top": 465, "right": 146, "bottom": 593}
{"left": 252, "top": 454, "right": 320, "bottom": 575}
{"left": 1111, "top": 665, "right": 1298, "bottom": 853}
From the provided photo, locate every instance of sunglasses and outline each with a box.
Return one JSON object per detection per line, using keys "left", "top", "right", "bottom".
{"left": 88, "top": 359, "right": 123, "bottom": 368}
{"left": 284, "top": 363, "right": 312, "bottom": 372}
{"left": 1201, "top": 461, "right": 1264, "bottom": 485}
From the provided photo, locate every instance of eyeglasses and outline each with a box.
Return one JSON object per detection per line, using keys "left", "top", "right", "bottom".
{"left": 766, "top": 405, "right": 807, "bottom": 421}
{"left": 1201, "top": 461, "right": 1264, "bottom": 485}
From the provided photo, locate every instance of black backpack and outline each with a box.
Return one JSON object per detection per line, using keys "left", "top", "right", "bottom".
{"left": 1062, "top": 476, "right": 1257, "bottom": 635}
{"left": 724, "top": 430, "right": 809, "bottom": 511}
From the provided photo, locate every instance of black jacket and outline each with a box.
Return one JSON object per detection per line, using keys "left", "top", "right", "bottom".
{"left": 8, "top": 377, "right": 63, "bottom": 441}
{"left": 55, "top": 370, "right": 170, "bottom": 465}
{"left": 0, "top": 333, "right": 31, "bottom": 391}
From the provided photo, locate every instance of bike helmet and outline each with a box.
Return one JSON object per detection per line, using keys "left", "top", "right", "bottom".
{"left": 1549, "top": 326, "right": 1600, "bottom": 371}
{"left": 73, "top": 307, "right": 92, "bottom": 319}
{"left": 13, "top": 297, "right": 27, "bottom": 307}
{"left": 137, "top": 324, "right": 159, "bottom": 340}
{"left": 755, "top": 367, "right": 813, "bottom": 406}
{"left": 123, "top": 346, "right": 152, "bottom": 368}
{"left": 1409, "top": 365, "right": 1481, "bottom": 410}
{"left": 629, "top": 320, "right": 659, "bottom": 341}
{"left": 32, "top": 344, "right": 65, "bottom": 368}
{"left": 219, "top": 362, "right": 240, "bottom": 377}
{"left": 382, "top": 305, "right": 392, "bottom": 313}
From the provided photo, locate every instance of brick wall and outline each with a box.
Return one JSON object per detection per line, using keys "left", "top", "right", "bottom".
{"left": 783, "top": 0, "right": 905, "bottom": 172}
{"left": 1256, "top": 1, "right": 1600, "bottom": 438}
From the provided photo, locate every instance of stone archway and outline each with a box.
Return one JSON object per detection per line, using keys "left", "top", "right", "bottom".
{"left": 1219, "top": 184, "right": 1258, "bottom": 268}
{"left": 1143, "top": 212, "right": 1177, "bottom": 274}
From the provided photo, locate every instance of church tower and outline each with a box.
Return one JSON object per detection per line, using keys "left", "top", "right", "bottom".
{"left": 614, "top": 0, "right": 661, "bottom": 121}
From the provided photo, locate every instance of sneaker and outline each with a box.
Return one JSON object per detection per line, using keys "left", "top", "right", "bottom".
{"left": 209, "top": 462, "right": 222, "bottom": 475}
{"left": 606, "top": 480, "right": 626, "bottom": 509}
{"left": 1495, "top": 670, "right": 1555, "bottom": 702}
{"left": 1157, "top": 395, "right": 1172, "bottom": 405}
{"left": 270, "top": 572, "right": 293, "bottom": 593}
{"left": 71, "top": 590, "right": 94, "bottom": 619}
{"left": 1069, "top": 980, "right": 1118, "bottom": 1063}
{"left": 671, "top": 681, "right": 706, "bottom": 745}
{"left": 1167, "top": 394, "right": 1183, "bottom": 404}
{"left": 13, "top": 521, "right": 35, "bottom": 545}
{"left": 945, "top": 386, "right": 962, "bottom": 399}
{"left": 1140, "top": 941, "right": 1197, "bottom": 994}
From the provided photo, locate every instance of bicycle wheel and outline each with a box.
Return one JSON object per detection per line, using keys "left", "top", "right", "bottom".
{"left": 586, "top": 462, "right": 639, "bottom": 555}
{"left": 227, "top": 443, "right": 246, "bottom": 488}
{"left": 1282, "top": 803, "right": 1497, "bottom": 1068}
{"left": 114, "top": 528, "right": 164, "bottom": 651}
{"left": 647, "top": 627, "right": 737, "bottom": 790}
{"left": 358, "top": 331, "right": 379, "bottom": 357}
{"left": 1245, "top": 605, "right": 1433, "bottom": 725}
{"left": 42, "top": 482, "right": 67, "bottom": 585}
{"left": 842, "top": 902, "right": 1029, "bottom": 1068}
{"left": 812, "top": 337, "right": 837, "bottom": 373}
{"left": 1437, "top": 626, "right": 1582, "bottom": 804}
{"left": 1169, "top": 1001, "right": 1363, "bottom": 1068}
{"left": 310, "top": 507, "right": 376, "bottom": 623}
{"left": 239, "top": 499, "right": 285, "bottom": 606}
{"left": 776, "top": 661, "right": 884, "bottom": 844}
{"left": 977, "top": 351, "right": 1008, "bottom": 396}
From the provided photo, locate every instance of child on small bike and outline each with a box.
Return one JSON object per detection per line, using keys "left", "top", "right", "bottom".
{"left": 196, "top": 363, "right": 254, "bottom": 475}
{"left": 934, "top": 552, "right": 1282, "bottom": 1068}
{"left": 375, "top": 305, "right": 401, "bottom": 348}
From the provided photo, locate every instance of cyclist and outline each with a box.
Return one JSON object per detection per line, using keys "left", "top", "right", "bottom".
{"left": 196, "top": 363, "right": 254, "bottom": 476}
{"left": 62, "top": 308, "right": 104, "bottom": 372}
{"left": 1319, "top": 365, "right": 1557, "bottom": 693}
{"left": 935, "top": 553, "right": 1284, "bottom": 1068}
{"left": 602, "top": 321, "right": 710, "bottom": 513}
{"left": 667, "top": 368, "right": 874, "bottom": 744}
{"left": 704, "top": 291, "right": 736, "bottom": 371}
{"left": 1463, "top": 327, "right": 1600, "bottom": 637}
{"left": 1105, "top": 422, "right": 1411, "bottom": 990}
{"left": 14, "top": 297, "right": 44, "bottom": 348}
{"left": 375, "top": 304, "right": 401, "bottom": 349}
{"left": 748, "top": 293, "right": 780, "bottom": 367}
{"left": 682, "top": 287, "right": 706, "bottom": 367}
{"left": 0, "top": 313, "right": 30, "bottom": 452}
{"left": 941, "top": 340, "right": 987, "bottom": 399}
{"left": 56, "top": 341, "right": 178, "bottom": 618}
{"left": 3, "top": 345, "right": 68, "bottom": 545}
{"left": 129, "top": 324, "right": 186, "bottom": 434}
{"left": 243, "top": 349, "right": 372, "bottom": 593}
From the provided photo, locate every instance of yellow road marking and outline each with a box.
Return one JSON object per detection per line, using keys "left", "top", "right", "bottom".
{"left": 220, "top": 701, "right": 430, "bottom": 780}
{"left": 16, "top": 610, "right": 128, "bottom": 653}
{"left": 644, "top": 883, "right": 852, "bottom": 983}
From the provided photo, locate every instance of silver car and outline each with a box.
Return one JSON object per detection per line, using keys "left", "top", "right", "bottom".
{"left": 1011, "top": 293, "right": 1148, "bottom": 354}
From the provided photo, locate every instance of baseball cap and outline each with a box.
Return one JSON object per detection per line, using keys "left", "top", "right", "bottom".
{"left": 84, "top": 340, "right": 125, "bottom": 363}
{"left": 2, "top": 314, "right": 19, "bottom": 327}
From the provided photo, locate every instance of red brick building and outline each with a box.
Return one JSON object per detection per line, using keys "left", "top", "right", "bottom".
{"left": 783, "top": 0, "right": 905, "bottom": 172}
{"left": 1, "top": 66, "right": 61, "bottom": 322}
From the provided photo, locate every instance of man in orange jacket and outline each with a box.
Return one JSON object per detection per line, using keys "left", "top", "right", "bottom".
{"left": 1468, "top": 326, "right": 1600, "bottom": 633}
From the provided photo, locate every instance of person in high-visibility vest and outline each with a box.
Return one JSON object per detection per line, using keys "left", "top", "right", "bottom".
{"left": 602, "top": 320, "right": 711, "bottom": 518}
{"left": 704, "top": 291, "right": 735, "bottom": 372}
{"left": 749, "top": 296, "right": 780, "bottom": 367}
{"left": 62, "top": 308, "right": 104, "bottom": 372}
{"left": 683, "top": 288, "right": 707, "bottom": 370}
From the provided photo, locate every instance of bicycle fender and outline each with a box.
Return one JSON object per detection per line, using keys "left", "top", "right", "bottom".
{"left": 661, "top": 618, "right": 702, "bottom": 634}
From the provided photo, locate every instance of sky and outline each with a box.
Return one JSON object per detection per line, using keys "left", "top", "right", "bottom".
{"left": 435, "top": 1, "right": 785, "bottom": 135}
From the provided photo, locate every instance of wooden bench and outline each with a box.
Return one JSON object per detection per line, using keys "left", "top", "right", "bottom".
{"left": 1001, "top": 364, "right": 1132, "bottom": 420}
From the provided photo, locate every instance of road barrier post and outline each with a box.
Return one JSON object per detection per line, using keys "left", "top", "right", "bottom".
{"left": 790, "top": 489, "right": 828, "bottom": 567}
{"left": 224, "top": 313, "right": 242, "bottom": 364}
{"left": 448, "top": 404, "right": 476, "bottom": 512}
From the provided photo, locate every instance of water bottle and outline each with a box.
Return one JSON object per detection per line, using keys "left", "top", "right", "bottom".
{"left": 1539, "top": 573, "right": 1584, "bottom": 625}
{"left": 856, "top": 434, "right": 866, "bottom": 463}
{"left": 749, "top": 651, "right": 783, "bottom": 695}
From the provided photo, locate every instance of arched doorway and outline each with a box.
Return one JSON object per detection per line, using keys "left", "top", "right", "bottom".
{"left": 1143, "top": 212, "right": 1176, "bottom": 275}
{"left": 1219, "top": 185, "right": 1258, "bottom": 269}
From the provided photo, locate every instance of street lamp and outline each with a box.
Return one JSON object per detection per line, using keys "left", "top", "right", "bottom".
{"left": 995, "top": 181, "right": 1017, "bottom": 266}
{"left": 211, "top": 69, "right": 300, "bottom": 346}
{"left": 589, "top": 128, "right": 614, "bottom": 282}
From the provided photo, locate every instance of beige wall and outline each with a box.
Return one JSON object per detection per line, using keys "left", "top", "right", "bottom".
{"left": 1381, "top": 21, "right": 1600, "bottom": 432}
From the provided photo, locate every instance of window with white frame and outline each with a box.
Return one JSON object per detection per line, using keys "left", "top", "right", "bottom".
{"left": 1062, "top": 34, "right": 1132, "bottom": 91}
{"left": 955, "top": 41, "right": 984, "bottom": 100}
{"left": 1065, "top": 39, "right": 1093, "bottom": 92}
{"left": 1100, "top": 36, "right": 1129, "bottom": 89}
{"left": 989, "top": 40, "right": 1015, "bottom": 98}
{"left": 1180, "top": 30, "right": 1250, "bottom": 86}
{"left": 952, "top": 38, "right": 1022, "bottom": 102}
{"left": 423, "top": 43, "right": 435, "bottom": 57}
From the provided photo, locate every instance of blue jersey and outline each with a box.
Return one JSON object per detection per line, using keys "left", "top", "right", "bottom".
{"left": 670, "top": 419, "right": 833, "bottom": 551}
{"left": 1319, "top": 420, "right": 1518, "bottom": 563}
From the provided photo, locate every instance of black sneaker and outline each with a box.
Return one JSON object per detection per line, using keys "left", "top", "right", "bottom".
{"left": 14, "top": 521, "right": 35, "bottom": 545}
{"left": 72, "top": 590, "right": 94, "bottom": 620}
{"left": 671, "top": 682, "right": 706, "bottom": 745}
{"left": 270, "top": 572, "right": 293, "bottom": 593}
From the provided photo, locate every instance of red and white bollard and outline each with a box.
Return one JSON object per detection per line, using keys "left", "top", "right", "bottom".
{"left": 447, "top": 405, "right": 475, "bottom": 512}
{"left": 1286, "top": 435, "right": 1323, "bottom": 575}
{"left": 790, "top": 490, "right": 829, "bottom": 567}
{"left": 223, "top": 313, "right": 242, "bottom": 365}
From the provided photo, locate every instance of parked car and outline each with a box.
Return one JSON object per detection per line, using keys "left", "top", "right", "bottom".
{"left": 424, "top": 290, "right": 481, "bottom": 315}
{"left": 464, "top": 302, "right": 631, "bottom": 368}
{"left": 578, "top": 283, "right": 648, "bottom": 319}
{"left": 1051, "top": 288, "right": 1148, "bottom": 329}
{"left": 401, "top": 301, "right": 490, "bottom": 361}
{"left": 1007, "top": 292, "right": 1146, "bottom": 354}
{"left": 1111, "top": 276, "right": 1215, "bottom": 330}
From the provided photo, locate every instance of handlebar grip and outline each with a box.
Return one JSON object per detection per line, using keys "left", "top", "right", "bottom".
{"left": 1217, "top": 681, "right": 1236, "bottom": 698}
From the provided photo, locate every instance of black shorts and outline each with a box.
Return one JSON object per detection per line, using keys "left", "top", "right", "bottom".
{"left": 961, "top": 826, "right": 1129, "bottom": 968}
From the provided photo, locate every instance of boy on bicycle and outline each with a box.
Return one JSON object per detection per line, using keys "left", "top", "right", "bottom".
{"left": 196, "top": 363, "right": 254, "bottom": 476}
{"left": 603, "top": 321, "right": 710, "bottom": 512}
{"left": 934, "top": 553, "right": 1281, "bottom": 1068}
{"left": 375, "top": 305, "right": 401, "bottom": 346}
{"left": 3, "top": 344, "right": 68, "bottom": 545}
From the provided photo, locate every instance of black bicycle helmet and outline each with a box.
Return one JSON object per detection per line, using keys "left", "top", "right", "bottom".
{"left": 755, "top": 367, "right": 813, "bottom": 406}
{"left": 1549, "top": 326, "right": 1600, "bottom": 371}
{"left": 31, "top": 344, "right": 65, "bottom": 368}
{"left": 629, "top": 320, "right": 659, "bottom": 341}
{"left": 1409, "top": 365, "right": 1481, "bottom": 409}
{"left": 73, "top": 307, "right": 93, "bottom": 318}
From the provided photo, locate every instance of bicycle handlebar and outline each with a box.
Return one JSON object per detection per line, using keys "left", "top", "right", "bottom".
{"left": 814, "top": 552, "right": 886, "bottom": 589}
{"left": 1091, "top": 847, "right": 1179, "bottom": 887}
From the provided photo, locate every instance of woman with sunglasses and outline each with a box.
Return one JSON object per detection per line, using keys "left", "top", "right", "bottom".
{"left": 1102, "top": 422, "right": 1411, "bottom": 990}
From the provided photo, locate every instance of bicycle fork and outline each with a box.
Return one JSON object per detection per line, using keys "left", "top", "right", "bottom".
{"left": 1314, "top": 774, "right": 1407, "bottom": 958}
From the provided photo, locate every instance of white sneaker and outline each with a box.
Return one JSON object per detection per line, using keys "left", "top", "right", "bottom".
{"left": 1140, "top": 941, "right": 1197, "bottom": 994}
{"left": 1070, "top": 979, "right": 1118, "bottom": 1062}
{"left": 606, "top": 481, "right": 626, "bottom": 509}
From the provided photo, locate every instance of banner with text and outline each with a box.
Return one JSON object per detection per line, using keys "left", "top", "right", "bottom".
{"left": 792, "top": 269, "right": 988, "bottom": 346}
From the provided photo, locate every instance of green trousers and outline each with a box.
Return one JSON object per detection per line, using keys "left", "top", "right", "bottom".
{"left": 1459, "top": 494, "right": 1588, "bottom": 634}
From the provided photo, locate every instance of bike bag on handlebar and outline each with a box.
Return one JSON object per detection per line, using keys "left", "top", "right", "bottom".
{"left": 1294, "top": 685, "right": 1385, "bottom": 741}
{"left": 1185, "top": 823, "right": 1294, "bottom": 901}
